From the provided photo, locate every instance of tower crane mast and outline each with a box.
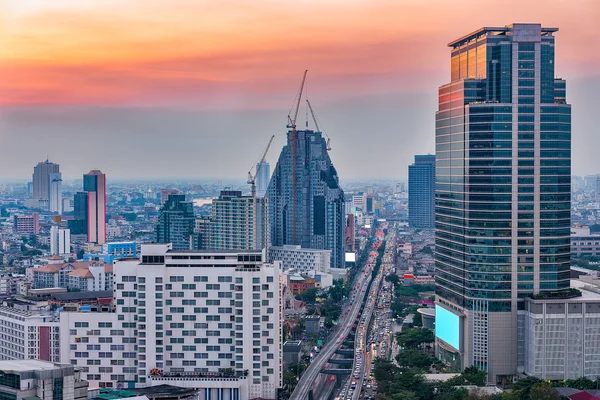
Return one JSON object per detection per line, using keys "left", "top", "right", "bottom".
{"left": 247, "top": 135, "right": 275, "bottom": 198}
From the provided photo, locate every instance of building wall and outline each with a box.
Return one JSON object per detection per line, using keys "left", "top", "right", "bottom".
{"left": 0, "top": 307, "right": 60, "bottom": 362}
{"left": 408, "top": 155, "right": 435, "bottom": 229}
{"left": 268, "top": 246, "right": 331, "bottom": 276}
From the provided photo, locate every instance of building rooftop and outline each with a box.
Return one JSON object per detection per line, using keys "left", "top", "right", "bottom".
{"left": 0, "top": 359, "right": 69, "bottom": 373}
{"left": 132, "top": 384, "right": 197, "bottom": 398}
{"left": 0, "top": 306, "right": 53, "bottom": 318}
{"left": 52, "top": 290, "right": 113, "bottom": 302}
{"left": 448, "top": 24, "right": 559, "bottom": 48}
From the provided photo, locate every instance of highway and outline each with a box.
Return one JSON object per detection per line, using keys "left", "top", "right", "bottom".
{"left": 290, "top": 227, "right": 384, "bottom": 400}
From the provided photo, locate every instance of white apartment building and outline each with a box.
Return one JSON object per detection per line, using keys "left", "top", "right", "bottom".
{"left": 268, "top": 245, "right": 333, "bottom": 287}
{"left": 50, "top": 226, "right": 71, "bottom": 255}
{"left": 61, "top": 244, "right": 282, "bottom": 399}
{"left": 0, "top": 307, "right": 60, "bottom": 362}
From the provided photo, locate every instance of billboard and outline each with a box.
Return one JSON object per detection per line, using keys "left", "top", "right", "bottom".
{"left": 435, "top": 305, "right": 460, "bottom": 351}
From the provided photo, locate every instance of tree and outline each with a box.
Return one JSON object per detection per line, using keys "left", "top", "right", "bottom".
{"left": 395, "top": 350, "right": 437, "bottom": 370}
{"left": 283, "top": 371, "right": 297, "bottom": 387}
{"left": 396, "top": 328, "right": 435, "bottom": 350}
{"left": 296, "top": 288, "right": 319, "bottom": 303}
{"left": 76, "top": 249, "right": 85, "bottom": 260}
{"left": 529, "top": 382, "right": 560, "bottom": 400}
{"left": 287, "top": 363, "right": 305, "bottom": 375}
{"left": 462, "top": 366, "right": 487, "bottom": 387}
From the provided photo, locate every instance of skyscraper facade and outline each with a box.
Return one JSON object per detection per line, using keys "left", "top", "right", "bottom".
{"left": 267, "top": 129, "right": 345, "bottom": 269}
{"left": 201, "top": 190, "right": 269, "bottom": 251}
{"left": 32, "top": 160, "right": 60, "bottom": 204}
{"left": 408, "top": 154, "right": 436, "bottom": 228}
{"left": 48, "top": 172, "right": 63, "bottom": 214}
{"left": 68, "top": 192, "right": 89, "bottom": 235}
{"left": 156, "top": 194, "right": 195, "bottom": 250}
{"left": 256, "top": 161, "right": 270, "bottom": 198}
{"left": 434, "top": 24, "right": 571, "bottom": 383}
{"left": 84, "top": 170, "right": 107, "bottom": 244}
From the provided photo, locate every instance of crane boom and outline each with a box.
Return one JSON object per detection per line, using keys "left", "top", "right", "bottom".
{"left": 247, "top": 135, "right": 275, "bottom": 198}
{"left": 306, "top": 99, "right": 331, "bottom": 151}
{"left": 287, "top": 70, "right": 308, "bottom": 128}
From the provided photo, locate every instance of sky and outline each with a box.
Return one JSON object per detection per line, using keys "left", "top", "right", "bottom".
{"left": 1, "top": 0, "right": 599, "bottom": 181}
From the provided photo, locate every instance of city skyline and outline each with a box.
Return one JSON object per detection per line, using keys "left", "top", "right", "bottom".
{"left": 1, "top": 0, "right": 599, "bottom": 180}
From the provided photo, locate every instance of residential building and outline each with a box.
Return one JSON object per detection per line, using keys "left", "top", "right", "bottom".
{"left": 33, "top": 261, "right": 113, "bottom": 292}
{"left": 434, "top": 24, "right": 571, "bottom": 384}
{"left": 267, "top": 129, "right": 345, "bottom": 268}
{"left": 84, "top": 242, "right": 138, "bottom": 264}
{"left": 155, "top": 194, "right": 195, "bottom": 250}
{"left": 32, "top": 160, "right": 60, "bottom": 201}
{"left": 84, "top": 170, "right": 107, "bottom": 244}
{"left": 256, "top": 161, "right": 270, "bottom": 198}
{"left": 201, "top": 190, "right": 269, "bottom": 251}
{"left": 0, "top": 307, "right": 60, "bottom": 361}
{"left": 61, "top": 244, "right": 283, "bottom": 399}
{"left": 268, "top": 245, "right": 331, "bottom": 277}
{"left": 50, "top": 226, "right": 71, "bottom": 255}
{"left": 408, "top": 154, "right": 435, "bottom": 229}
{"left": 0, "top": 360, "right": 88, "bottom": 400}
{"left": 13, "top": 213, "right": 39, "bottom": 235}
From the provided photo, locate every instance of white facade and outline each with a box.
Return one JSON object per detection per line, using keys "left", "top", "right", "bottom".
{"left": 49, "top": 172, "right": 63, "bottom": 214}
{"left": 0, "top": 307, "right": 60, "bottom": 362}
{"left": 268, "top": 245, "right": 330, "bottom": 275}
{"left": 60, "top": 312, "right": 136, "bottom": 388}
{"left": 61, "top": 244, "right": 282, "bottom": 399}
{"left": 50, "top": 226, "right": 71, "bottom": 255}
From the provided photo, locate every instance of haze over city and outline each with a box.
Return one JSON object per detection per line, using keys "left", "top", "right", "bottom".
{"left": 1, "top": 0, "right": 599, "bottom": 180}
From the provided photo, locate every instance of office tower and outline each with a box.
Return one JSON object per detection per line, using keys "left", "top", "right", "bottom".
{"left": 256, "top": 161, "right": 270, "bottom": 197}
{"left": 68, "top": 192, "right": 89, "bottom": 235}
{"left": 32, "top": 160, "right": 60, "bottom": 200}
{"left": 160, "top": 188, "right": 179, "bottom": 205}
{"left": 408, "top": 154, "right": 435, "bottom": 228}
{"left": 50, "top": 226, "right": 71, "bottom": 255}
{"left": 84, "top": 170, "right": 107, "bottom": 244}
{"left": 201, "top": 190, "right": 269, "bottom": 250}
{"left": 156, "top": 194, "right": 195, "bottom": 250}
{"left": 267, "top": 129, "right": 345, "bottom": 268}
{"left": 61, "top": 244, "right": 282, "bottom": 398}
{"left": 434, "top": 24, "right": 571, "bottom": 383}
{"left": 48, "top": 172, "right": 63, "bottom": 214}
{"left": 13, "top": 212, "right": 40, "bottom": 234}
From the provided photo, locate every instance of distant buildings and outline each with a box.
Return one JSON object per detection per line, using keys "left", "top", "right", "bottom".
{"left": 198, "top": 190, "right": 269, "bottom": 251}
{"left": 256, "top": 161, "right": 270, "bottom": 198}
{"left": 50, "top": 226, "right": 71, "bottom": 255}
{"left": 267, "top": 129, "right": 345, "bottom": 268}
{"left": 33, "top": 260, "right": 113, "bottom": 291}
{"left": 48, "top": 172, "right": 63, "bottom": 214}
{"left": 159, "top": 188, "right": 179, "bottom": 205}
{"left": 13, "top": 212, "right": 39, "bottom": 234}
{"left": 84, "top": 170, "right": 107, "bottom": 244}
{"left": 32, "top": 160, "right": 60, "bottom": 201}
{"left": 69, "top": 192, "right": 89, "bottom": 235}
{"left": 434, "top": 24, "right": 571, "bottom": 383}
{"left": 155, "top": 194, "right": 195, "bottom": 250}
{"left": 408, "top": 154, "right": 435, "bottom": 229}
{"left": 570, "top": 225, "right": 600, "bottom": 258}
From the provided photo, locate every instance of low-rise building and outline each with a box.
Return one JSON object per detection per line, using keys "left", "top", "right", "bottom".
{"left": 0, "top": 359, "right": 88, "bottom": 400}
{"left": 33, "top": 261, "right": 113, "bottom": 291}
{"left": 0, "top": 306, "right": 60, "bottom": 361}
{"left": 571, "top": 225, "right": 600, "bottom": 258}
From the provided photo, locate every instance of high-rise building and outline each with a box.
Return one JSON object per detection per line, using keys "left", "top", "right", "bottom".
{"left": 32, "top": 160, "right": 59, "bottom": 200}
{"left": 267, "top": 129, "right": 345, "bottom": 268}
{"left": 68, "top": 192, "right": 89, "bottom": 235}
{"left": 256, "top": 161, "right": 270, "bottom": 198}
{"left": 84, "top": 170, "right": 107, "bottom": 244}
{"left": 155, "top": 194, "right": 195, "bottom": 250}
{"left": 48, "top": 172, "right": 63, "bottom": 214}
{"left": 61, "top": 244, "right": 282, "bottom": 398}
{"left": 50, "top": 226, "right": 71, "bottom": 255}
{"left": 408, "top": 154, "right": 435, "bottom": 228}
{"left": 201, "top": 190, "right": 269, "bottom": 251}
{"left": 0, "top": 308, "right": 60, "bottom": 361}
{"left": 434, "top": 24, "right": 571, "bottom": 383}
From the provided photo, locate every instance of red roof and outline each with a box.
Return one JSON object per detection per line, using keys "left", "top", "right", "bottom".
{"left": 569, "top": 392, "right": 600, "bottom": 400}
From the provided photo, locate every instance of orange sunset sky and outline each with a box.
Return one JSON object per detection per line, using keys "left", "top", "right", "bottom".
{"left": 1, "top": 0, "right": 599, "bottom": 179}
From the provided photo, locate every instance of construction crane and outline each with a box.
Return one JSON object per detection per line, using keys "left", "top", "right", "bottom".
{"left": 287, "top": 70, "right": 308, "bottom": 244}
{"left": 306, "top": 99, "right": 331, "bottom": 151}
{"left": 247, "top": 135, "right": 275, "bottom": 198}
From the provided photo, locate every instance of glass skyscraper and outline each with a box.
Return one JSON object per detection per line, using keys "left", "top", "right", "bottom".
{"left": 267, "top": 129, "right": 345, "bottom": 269}
{"left": 434, "top": 24, "right": 571, "bottom": 384}
{"left": 408, "top": 154, "right": 436, "bottom": 228}
{"left": 156, "top": 194, "right": 195, "bottom": 250}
